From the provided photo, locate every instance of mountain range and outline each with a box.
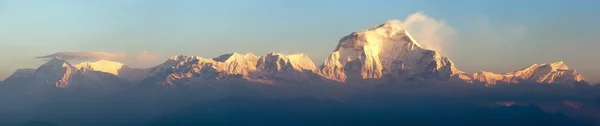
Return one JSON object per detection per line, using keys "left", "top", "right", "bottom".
{"left": 1, "top": 20, "right": 588, "bottom": 90}
{"left": 0, "top": 20, "right": 597, "bottom": 126}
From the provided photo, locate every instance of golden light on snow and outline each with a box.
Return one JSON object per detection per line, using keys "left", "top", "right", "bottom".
{"left": 74, "top": 60, "right": 124, "bottom": 76}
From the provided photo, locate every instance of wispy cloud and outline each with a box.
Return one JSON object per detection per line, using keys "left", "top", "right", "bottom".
{"left": 399, "top": 11, "right": 456, "bottom": 55}
{"left": 135, "top": 51, "right": 159, "bottom": 61}
{"left": 36, "top": 52, "right": 127, "bottom": 61}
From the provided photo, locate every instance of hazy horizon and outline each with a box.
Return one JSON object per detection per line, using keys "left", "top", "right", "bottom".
{"left": 1, "top": 0, "right": 599, "bottom": 82}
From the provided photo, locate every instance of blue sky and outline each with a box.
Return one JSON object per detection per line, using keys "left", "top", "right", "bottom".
{"left": 1, "top": 0, "right": 599, "bottom": 82}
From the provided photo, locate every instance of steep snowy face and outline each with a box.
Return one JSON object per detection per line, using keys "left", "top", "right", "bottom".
{"left": 319, "top": 20, "right": 468, "bottom": 82}
{"left": 211, "top": 53, "right": 260, "bottom": 76}
{"left": 472, "top": 61, "right": 586, "bottom": 86}
{"left": 256, "top": 53, "right": 317, "bottom": 82}
{"left": 319, "top": 52, "right": 346, "bottom": 82}
{"left": 144, "top": 53, "right": 317, "bottom": 87}
{"left": 257, "top": 53, "right": 316, "bottom": 72}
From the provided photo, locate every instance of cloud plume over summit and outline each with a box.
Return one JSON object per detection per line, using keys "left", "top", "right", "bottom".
{"left": 397, "top": 12, "right": 456, "bottom": 55}
{"left": 36, "top": 52, "right": 127, "bottom": 61}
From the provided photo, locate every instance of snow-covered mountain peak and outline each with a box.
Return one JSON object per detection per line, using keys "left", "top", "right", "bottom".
{"left": 376, "top": 20, "right": 403, "bottom": 30}
{"left": 266, "top": 52, "right": 310, "bottom": 60}
{"left": 319, "top": 20, "right": 467, "bottom": 82}
{"left": 73, "top": 59, "right": 124, "bottom": 76}
{"left": 267, "top": 52, "right": 306, "bottom": 57}
{"left": 213, "top": 52, "right": 258, "bottom": 62}
{"left": 34, "top": 58, "right": 76, "bottom": 88}
{"left": 168, "top": 55, "right": 184, "bottom": 60}
{"left": 262, "top": 53, "right": 316, "bottom": 71}
{"left": 2, "top": 58, "right": 149, "bottom": 89}
{"left": 542, "top": 60, "right": 569, "bottom": 70}
{"left": 335, "top": 20, "right": 425, "bottom": 68}
{"left": 168, "top": 55, "right": 203, "bottom": 61}
{"left": 472, "top": 61, "right": 585, "bottom": 85}
{"left": 143, "top": 52, "right": 319, "bottom": 87}
{"left": 40, "top": 58, "right": 73, "bottom": 69}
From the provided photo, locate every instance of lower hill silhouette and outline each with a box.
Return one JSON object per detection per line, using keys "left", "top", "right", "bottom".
{"left": 147, "top": 96, "right": 591, "bottom": 126}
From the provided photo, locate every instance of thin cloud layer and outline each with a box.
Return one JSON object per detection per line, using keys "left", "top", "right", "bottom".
{"left": 399, "top": 12, "right": 456, "bottom": 55}
{"left": 36, "top": 52, "right": 127, "bottom": 61}
{"left": 135, "top": 51, "right": 159, "bottom": 61}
